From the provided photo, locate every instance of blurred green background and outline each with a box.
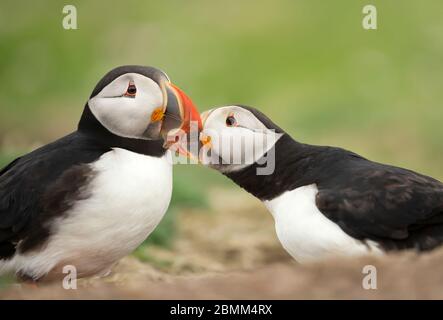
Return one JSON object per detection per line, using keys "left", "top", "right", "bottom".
{"left": 0, "top": 0, "right": 442, "bottom": 251}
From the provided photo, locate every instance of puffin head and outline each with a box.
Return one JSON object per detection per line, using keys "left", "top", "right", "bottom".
{"left": 199, "top": 105, "right": 284, "bottom": 173}
{"left": 80, "top": 65, "right": 201, "bottom": 149}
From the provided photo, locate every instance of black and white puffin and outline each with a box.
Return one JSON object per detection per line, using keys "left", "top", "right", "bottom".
{"left": 199, "top": 105, "right": 443, "bottom": 262}
{"left": 0, "top": 65, "right": 201, "bottom": 280}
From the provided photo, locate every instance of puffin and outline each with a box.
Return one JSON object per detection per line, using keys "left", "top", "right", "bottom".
{"left": 0, "top": 65, "right": 201, "bottom": 281}
{"left": 199, "top": 105, "right": 443, "bottom": 263}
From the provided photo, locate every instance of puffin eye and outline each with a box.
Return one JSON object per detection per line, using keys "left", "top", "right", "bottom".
{"left": 226, "top": 115, "right": 237, "bottom": 127}
{"left": 124, "top": 82, "right": 137, "bottom": 97}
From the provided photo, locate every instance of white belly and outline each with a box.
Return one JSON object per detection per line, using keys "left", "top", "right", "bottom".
{"left": 11, "top": 148, "right": 173, "bottom": 280}
{"left": 264, "top": 184, "right": 382, "bottom": 263}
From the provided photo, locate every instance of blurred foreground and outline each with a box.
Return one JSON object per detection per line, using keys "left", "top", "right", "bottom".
{"left": 2, "top": 188, "right": 443, "bottom": 299}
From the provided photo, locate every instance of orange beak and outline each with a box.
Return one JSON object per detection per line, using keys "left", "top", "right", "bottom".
{"left": 162, "top": 83, "right": 202, "bottom": 160}
{"left": 169, "top": 83, "right": 202, "bottom": 133}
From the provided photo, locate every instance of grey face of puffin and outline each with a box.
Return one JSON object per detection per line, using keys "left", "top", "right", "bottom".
{"left": 200, "top": 106, "right": 283, "bottom": 172}
{"left": 88, "top": 71, "right": 200, "bottom": 141}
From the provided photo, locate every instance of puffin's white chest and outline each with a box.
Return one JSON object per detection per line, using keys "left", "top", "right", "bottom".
{"left": 264, "top": 184, "right": 381, "bottom": 263}
{"left": 64, "top": 147, "right": 173, "bottom": 250}
{"left": 13, "top": 148, "right": 173, "bottom": 279}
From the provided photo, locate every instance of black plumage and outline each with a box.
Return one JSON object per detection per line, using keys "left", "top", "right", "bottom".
{"left": 224, "top": 106, "right": 443, "bottom": 252}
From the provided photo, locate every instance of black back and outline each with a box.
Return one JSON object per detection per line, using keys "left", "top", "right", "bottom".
{"left": 223, "top": 106, "right": 443, "bottom": 252}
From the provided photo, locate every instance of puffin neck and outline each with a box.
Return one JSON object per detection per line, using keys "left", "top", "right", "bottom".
{"left": 222, "top": 134, "right": 319, "bottom": 201}
{"left": 77, "top": 104, "right": 167, "bottom": 157}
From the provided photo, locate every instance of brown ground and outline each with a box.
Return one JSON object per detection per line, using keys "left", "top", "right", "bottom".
{"left": 1, "top": 189, "right": 443, "bottom": 299}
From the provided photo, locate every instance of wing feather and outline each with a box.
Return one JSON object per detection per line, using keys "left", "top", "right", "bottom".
{"left": 0, "top": 133, "right": 107, "bottom": 258}
{"left": 316, "top": 160, "right": 443, "bottom": 249}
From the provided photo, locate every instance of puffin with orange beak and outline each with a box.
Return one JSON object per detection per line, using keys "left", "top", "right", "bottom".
{"left": 0, "top": 65, "right": 201, "bottom": 281}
